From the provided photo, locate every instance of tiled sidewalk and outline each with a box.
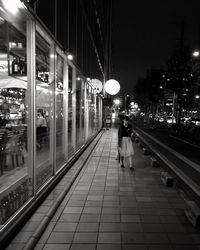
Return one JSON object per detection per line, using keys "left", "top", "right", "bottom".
{"left": 7, "top": 128, "right": 200, "bottom": 250}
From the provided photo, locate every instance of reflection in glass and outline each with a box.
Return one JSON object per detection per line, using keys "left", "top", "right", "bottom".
{"left": 68, "top": 65, "right": 74, "bottom": 159}
{"left": 0, "top": 19, "right": 30, "bottom": 225}
{"left": 56, "top": 53, "right": 65, "bottom": 169}
{"left": 76, "top": 73, "right": 85, "bottom": 150}
{"left": 35, "top": 32, "right": 53, "bottom": 190}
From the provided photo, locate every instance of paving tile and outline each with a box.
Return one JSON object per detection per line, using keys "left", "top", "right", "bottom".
{"left": 101, "top": 214, "right": 121, "bottom": 222}
{"left": 63, "top": 206, "right": 83, "bottom": 214}
{"left": 85, "top": 200, "right": 103, "bottom": 207}
{"left": 139, "top": 208, "right": 158, "bottom": 215}
{"left": 42, "top": 244, "right": 70, "bottom": 250}
{"left": 120, "top": 207, "right": 139, "bottom": 214}
{"left": 80, "top": 214, "right": 101, "bottom": 222}
{"left": 96, "top": 244, "right": 122, "bottom": 250}
{"left": 70, "top": 194, "right": 88, "bottom": 200}
{"left": 122, "top": 232, "right": 145, "bottom": 244}
{"left": 142, "top": 223, "right": 165, "bottom": 232}
{"left": 172, "top": 246, "right": 199, "bottom": 250}
{"left": 98, "top": 232, "right": 121, "bottom": 244}
{"left": 12, "top": 231, "right": 33, "bottom": 243}
{"left": 144, "top": 233, "right": 170, "bottom": 244}
{"left": 121, "top": 223, "right": 143, "bottom": 232}
{"left": 76, "top": 222, "right": 99, "bottom": 232}
{"left": 53, "top": 222, "right": 77, "bottom": 232}
{"left": 103, "top": 201, "right": 120, "bottom": 207}
{"left": 67, "top": 200, "right": 85, "bottom": 206}
{"left": 160, "top": 215, "right": 181, "bottom": 224}
{"left": 99, "top": 222, "right": 122, "bottom": 232}
{"left": 163, "top": 223, "right": 186, "bottom": 232}
{"left": 101, "top": 207, "right": 120, "bottom": 214}
{"left": 59, "top": 214, "right": 81, "bottom": 222}
{"left": 21, "top": 221, "right": 40, "bottom": 232}
{"left": 5, "top": 243, "right": 26, "bottom": 250}
{"left": 70, "top": 244, "right": 96, "bottom": 250}
{"left": 38, "top": 222, "right": 56, "bottom": 243}
{"left": 167, "top": 233, "right": 195, "bottom": 244}
{"left": 82, "top": 206, "right": 102, "bottom": 214}
{"left": 47, "top": 232, "right": 74, "bottom": 243}
{"left": 148, "top": 246, "right": 173, "bottom": 250}
{"left": 122, "top": 246, "right": 148, "bottom": 250}
{"left": 121, "top": 214, "right": 141, "bottom": 223}
{"left": 29, "top": 213, "right": 45, "bottom": 222}
{"left": 73, "top": 232, "right": 98, "bottom": 243}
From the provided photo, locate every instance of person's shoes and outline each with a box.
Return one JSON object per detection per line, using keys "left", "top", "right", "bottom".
{"left": 121, "top": 164, "right": 125, "bottom": 168}
{"left": 130, "top": 166, "right": 134, "bottom": 170}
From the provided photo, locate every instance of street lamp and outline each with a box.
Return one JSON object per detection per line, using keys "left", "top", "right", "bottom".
{"left": 195, "top": 95, "right": 200, "bottom": 99}
{"left": 193, "top": 51, "right": 200, "bottom": 57}
{"left": 114, "top": 99, "right": 120, "bottom": 105}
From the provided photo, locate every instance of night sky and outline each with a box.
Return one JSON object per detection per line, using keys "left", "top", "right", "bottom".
{"left": 112, "top": 0, "right": 200, "bottom": 94}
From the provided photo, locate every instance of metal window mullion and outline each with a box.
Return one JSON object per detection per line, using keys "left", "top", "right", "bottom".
{"left": 52, "top": 45, "right": 56, "bottom": 175}
{"left": 72, "top": 66, "right": 76, "bottom": 153}
{"left": 63, "top": 58, "right": 68, "bottom": 160}
{"left": 27, "top": 20, "right": 36, "bottom": 196}
{"left": 49, "top": 44, "right": 55, "bottom": 174}
{"left": 84, "top": 82, "right": 88, "bottom": 140}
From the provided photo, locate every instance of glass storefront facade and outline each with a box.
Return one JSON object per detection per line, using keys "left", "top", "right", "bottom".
{"left": 0, "top": 1, "right": 102, "bottom": 233}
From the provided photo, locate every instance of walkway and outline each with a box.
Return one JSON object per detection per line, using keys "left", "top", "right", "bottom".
{"left": 6, "top": 128, "right": 200, "bottom": 250}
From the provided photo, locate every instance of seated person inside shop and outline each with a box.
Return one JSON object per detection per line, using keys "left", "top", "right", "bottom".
{"left": 36, "top": 110, "right": 47, "bottom": 148}
{"left": 0, "top": 114, "right": 7, "bottom": 128}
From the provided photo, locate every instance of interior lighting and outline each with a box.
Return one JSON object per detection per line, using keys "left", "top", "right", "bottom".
{"left": 67, "top": 54, "right": 73, "bottom": 60}
{"left": 114, "top": 99, "right": 120, "bottom": 105}
{"left": 2, "top": 0, "right": 24, "bottom": 14}
{"left": 0, "top": 16, "right": 5, "bottom": 24}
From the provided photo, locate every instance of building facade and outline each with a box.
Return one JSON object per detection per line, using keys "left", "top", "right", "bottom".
{"left": 0, "top": 0, "right": 103, "bottom": 241}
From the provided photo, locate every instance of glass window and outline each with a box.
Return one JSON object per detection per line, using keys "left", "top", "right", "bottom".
{"left": 68, "top": 65, "right": 74, "bottom": 159}
{"left": 35, "top": 31, "right": 53, "bottom": 190}
{"left": 88, "top": 85, "right": 95, "bottom": 138}
{"left": 76, "top": 73, "right": 85, "bottom": 150}
{"left": 0, "top": 19, "right": 30, "bottom": 225}
{"left": 56, "top": 53, "right": 65, "bottom": 170}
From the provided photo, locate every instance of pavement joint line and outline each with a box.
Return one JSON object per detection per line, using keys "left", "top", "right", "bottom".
{"left": 23, "top": 130, "right": 105, "bottom": 250}
{"left": 133, "top": 127, "right": 200, "bottom": 198}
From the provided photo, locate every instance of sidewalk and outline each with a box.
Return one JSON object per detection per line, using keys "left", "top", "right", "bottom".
{"left": 6, "top": 128, "right": 200, "bottom": 250}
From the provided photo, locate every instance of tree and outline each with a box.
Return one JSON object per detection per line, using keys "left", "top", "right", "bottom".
{"left": 134, "top": 69, "right": 165, "bottom": 118}
{"left": 165, "top": 46, "right": 193, "bottom": 122}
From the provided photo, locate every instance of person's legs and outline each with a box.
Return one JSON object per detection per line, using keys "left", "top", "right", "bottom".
{"left": 121, "top": 156, "right": 124, "bottom": 168}
{"left": 129, "top": 156, "right": 134, "bottom": 170}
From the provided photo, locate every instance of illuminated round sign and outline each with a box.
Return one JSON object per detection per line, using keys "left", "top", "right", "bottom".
{"left": 104, "top": 79, "right": 120, "bottom": 95}
{"left": 91, "top": 79, "right": 103, "bottom": 93}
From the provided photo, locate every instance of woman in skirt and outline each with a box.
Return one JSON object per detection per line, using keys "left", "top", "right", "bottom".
{"left": 118, "top": 115, "right": 134, "bottom": 169}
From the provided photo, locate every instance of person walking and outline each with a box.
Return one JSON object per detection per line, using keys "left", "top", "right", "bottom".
{"left": 118, "top": 115, "right": 134, "bottom": 169}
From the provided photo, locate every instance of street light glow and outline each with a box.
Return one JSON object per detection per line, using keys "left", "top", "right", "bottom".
{"left": 193, "top": 51, "right": 200, "bottom": 57}
{"left": 104, "top": 79, "right": 120, "bottom": 95}
{"left": 2, "top": 0, "right": 24, "bottom": 14}
{"left": 67, "top": 54, "right": 73, "bottom": 60}
{"left": 114, "top": 99, "right": 120, "bottom": 105}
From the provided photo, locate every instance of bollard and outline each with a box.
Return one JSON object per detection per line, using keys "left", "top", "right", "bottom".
{"left": 143, "top": 147, "right": 149, "bottom": 155}
{"left": 161, "top": 171, "right": 174, "bottom": 187}
{"left": 184, "top": 200, "right": 200, "bottom": 229}
{"left": 150, "top": 157, "right": 159, "bottom": 167}
{"left": 135, "top": 138, "right": 139, "bottom": 143}
{"left": 138, "top": 142, "right": 143, "bottom": 148}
